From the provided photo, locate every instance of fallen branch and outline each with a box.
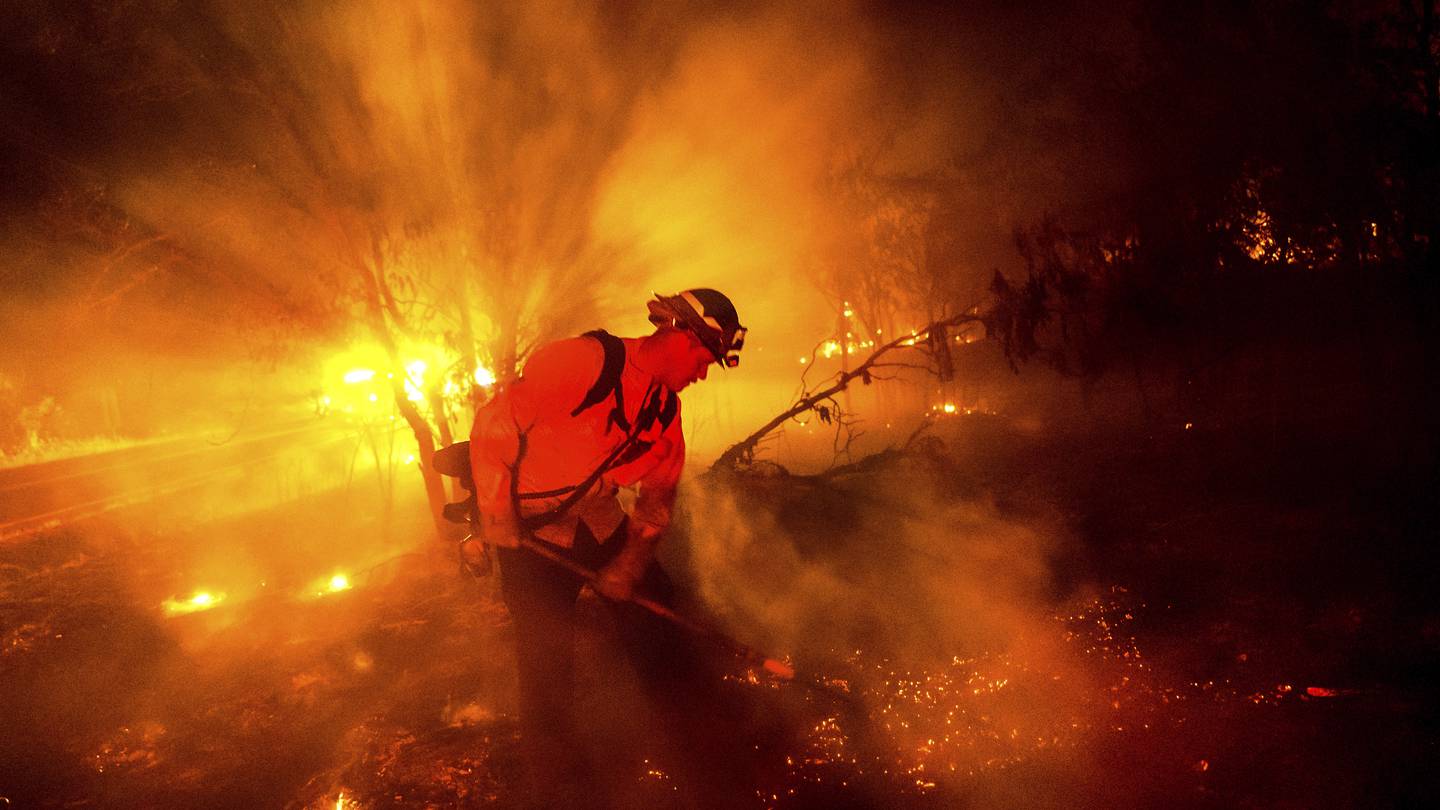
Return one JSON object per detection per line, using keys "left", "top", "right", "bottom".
{"left": 712, "top": 311, "right": 984, "bottom": 472}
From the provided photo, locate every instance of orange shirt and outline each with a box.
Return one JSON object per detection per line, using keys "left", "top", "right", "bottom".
{"left": 468, "top": 335, "right": 685, "bottom": 547}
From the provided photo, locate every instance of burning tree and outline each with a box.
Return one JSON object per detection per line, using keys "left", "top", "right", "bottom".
{"left": 0, "top": 1, "right": 668, "bottom": 532}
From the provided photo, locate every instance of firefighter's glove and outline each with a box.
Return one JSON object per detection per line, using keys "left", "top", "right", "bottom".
{"left": 596, "top": 558, "right": 644, "bottom": 602}
{"left": 458, "top": 536, "right": 492, "bottom": 578}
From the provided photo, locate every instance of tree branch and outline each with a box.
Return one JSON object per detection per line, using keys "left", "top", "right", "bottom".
{"left": 711, "top": 311, "right": 983, "bottom": 472}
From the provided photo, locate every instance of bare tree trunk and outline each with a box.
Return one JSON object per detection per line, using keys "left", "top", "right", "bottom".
{"left": 456, "top": 270, "right": 483, "bottom": 411}
{"left": 837, "top": 309, "right": 852, "bottom": 418}
{"left": 358, "top": 248, "right": 450, "bottom": 538}
{"left": 428, "top": 387, "right": 458, "bottom": 501}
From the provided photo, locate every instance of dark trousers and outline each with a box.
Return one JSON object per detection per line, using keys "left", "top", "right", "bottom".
{"left": 498, "top": 518, "right": 754, "bottom": 801}
{"left": 496, "top": 521, "right": 721, "bottom": 804}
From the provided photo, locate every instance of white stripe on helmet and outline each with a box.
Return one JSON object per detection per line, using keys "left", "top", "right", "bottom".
{"left": 679, "top": 290, "right": 725, "bottom": 333}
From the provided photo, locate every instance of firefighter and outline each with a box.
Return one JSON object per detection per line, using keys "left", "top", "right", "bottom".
{"left": 466, "top": 289, "right": 746, "bottom": 804}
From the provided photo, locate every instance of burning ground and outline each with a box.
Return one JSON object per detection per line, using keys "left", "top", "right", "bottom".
{"left": 3, "top": 412, "right": 1435, "bottom": 808}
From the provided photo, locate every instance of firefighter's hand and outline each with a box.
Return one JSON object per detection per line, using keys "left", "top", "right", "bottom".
{"left": 595, "top": 561, "right": 641, "bottom": 602}
{"left": 458, "top": 536, "right": 492, "bottom": 578}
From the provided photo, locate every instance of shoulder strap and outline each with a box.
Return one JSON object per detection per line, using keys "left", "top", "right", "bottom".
{"left": 569, "top": 329, "right": 630, "bottom": 432}
{"left": 510, "top": 333, "right": 680, "bottom": 531}
{"left": 520, "top": 378, "right": 675, "bottom": 531}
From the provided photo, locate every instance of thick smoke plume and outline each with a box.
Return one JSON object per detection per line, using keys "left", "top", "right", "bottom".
{"left": 1, "top": 0, "right": 1146, "bottom": 459}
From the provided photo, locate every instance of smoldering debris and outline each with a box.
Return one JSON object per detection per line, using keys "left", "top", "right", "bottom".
{"left": 681, "top": 442, "right": 1068, "bottom": 663}
{"left": 1, "top": 416, "right": 1434, "bottom": 807}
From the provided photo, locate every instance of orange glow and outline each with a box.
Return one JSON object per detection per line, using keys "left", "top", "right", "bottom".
{"left": 305, "top": 573, "right": 355, "bottom": 599}
{"left": 402, "top": 360, "right": 427, "bottom": 402}
{"left": 162, "top": 590, "right": 225, "bottom": 617}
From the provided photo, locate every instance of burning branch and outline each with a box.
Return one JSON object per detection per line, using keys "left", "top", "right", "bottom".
{"left": 712, "top": 310, "right": 985, "bottom": 472}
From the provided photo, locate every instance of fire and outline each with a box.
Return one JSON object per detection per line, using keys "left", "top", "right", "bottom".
{"left": 303, "top": 572, "right": 355, "bottom": 599}
{"left": 813, "top": 337, "right": 879, "bottom": 361}
{"left": 162, "top": 590, "right": 225, "bottom": 616}
{"left": 930, "top": 402, "right": 994, "bottom": 417}
{"left": 1243, "top": 208, "right": 1277, "bottom": 260}
{"left": 403, "top": 359, "right": 427, "bottom": 402}
{"left": 321, "top": 343, "right": 495, "bottom": 420}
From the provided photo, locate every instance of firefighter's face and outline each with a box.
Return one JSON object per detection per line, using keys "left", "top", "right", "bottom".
{"left": 663, "top": 330, "right": 718, "bottom": 390}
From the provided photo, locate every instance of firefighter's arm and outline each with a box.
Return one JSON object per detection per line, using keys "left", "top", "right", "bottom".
{"left": 596, "top": 414, "right": 685, "bottom": 601}
{"left": 469, "top": 393, "right": 524, "bottom": 549}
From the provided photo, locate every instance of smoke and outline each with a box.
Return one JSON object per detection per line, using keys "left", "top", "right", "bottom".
{"left": 0, "top": 0, "right": 1152, "bottom": 680}
{"left": 2, "top": 0, "right": 1137, "bottom": 752}
{"left": 683, "top": 450, "right": 1067, "bottom": 662}
{"left": 664, "top": 441, "right": 1126, "bottom": 802}
{"left": 1, "top": 0, "right": 1151, "bottom": 461}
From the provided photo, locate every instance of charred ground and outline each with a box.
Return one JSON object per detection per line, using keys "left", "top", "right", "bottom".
{"left": 2, "top": 396, "right": 1436, "bottom": 808}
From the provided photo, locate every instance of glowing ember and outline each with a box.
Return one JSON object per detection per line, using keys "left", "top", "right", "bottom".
{"left": 639, "top": 758, "right": 674, "bottom": 784}
{"left": 473, "top": 366, "right": 496, "bottom": 388}
{"left": 162, "top": 590, "right": 224, "bottom": 616}
{"left": 90, "top": 722, "right": 165, "bottom": 774}
{"left": 328, "top": 574, "right": 352, "bottom": 592}
{"left": 342, "top": 369, "right": 376, "bottom": 384}
{"left": 738, "top": 587, "right": 1326, "bottom": 804}
{"left": 929, "top": 402, "right": 994, "bottom": 417}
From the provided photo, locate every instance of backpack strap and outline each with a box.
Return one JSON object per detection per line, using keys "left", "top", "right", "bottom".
{"left": 519, "top": 377, "right": 679, "bottom": 530}
{"left": 508, "top": 330, "right": 682, "bottom": 531}
{"left": 569, "top": 329, "right": 630, "bottom": 433}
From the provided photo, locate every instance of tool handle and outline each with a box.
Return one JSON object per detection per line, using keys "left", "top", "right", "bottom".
{"left": 515, "top": 536, "right": 793, "bottom": 679}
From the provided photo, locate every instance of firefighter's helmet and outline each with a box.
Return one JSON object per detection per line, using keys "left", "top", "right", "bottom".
{"left": 646, "top": 288, "right": 747, "bottom": 368}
